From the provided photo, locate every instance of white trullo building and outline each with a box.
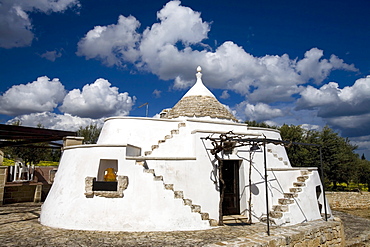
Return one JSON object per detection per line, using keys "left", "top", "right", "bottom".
{"left": 40, "top": 67, "right": 331, "bottom": 231}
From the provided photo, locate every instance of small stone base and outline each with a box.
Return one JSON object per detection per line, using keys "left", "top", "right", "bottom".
{"left": 85, "top": 176, "right": 128, "bottom": 198}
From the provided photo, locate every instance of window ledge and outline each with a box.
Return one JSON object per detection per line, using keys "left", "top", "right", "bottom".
{"left": 85, "top": 176, "right": 129, "bottom": 198}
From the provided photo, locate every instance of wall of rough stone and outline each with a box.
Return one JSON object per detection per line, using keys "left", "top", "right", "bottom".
{"left": 0, "top": 166, "right": 6, "bottom": 205}
{"left": 208, "top": 218, "right": 345, "bottom": 246}
{"left": 0, "top": 166, "right": 56, "bottom": 204}
{"left": 4, "top": 183, "right": 42, "bottom": 204}
{"left": 326, "top": 191, "right": 370, "bottom": 209}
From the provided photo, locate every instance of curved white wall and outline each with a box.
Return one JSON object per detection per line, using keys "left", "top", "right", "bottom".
{"left": 41, "top": 117, "right": 330, "bottom": 231}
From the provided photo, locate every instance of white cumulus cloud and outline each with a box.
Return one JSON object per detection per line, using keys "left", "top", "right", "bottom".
{"left": 76, "top": 1, "right": 357, "bottom": 106}
{"left": 0, "top": 76, "right": 66, "bottom": 116}
{"left": 40, "top": 50, "right": 62, "bottom": 61}
{"left": 295, "top": 75, "right": 370, "bottom": 137}
{"left": 296, "top": 48, "right": 357, "bottom": 84}
{"left": 0, "top": 0, "right": 80, "bottom": 48}
{"left": 297, "top": 75, "right": 370, "bottom": 117}
{"left": 220, "top": 90, "right": 230, "bottom": 99}
{"left": 9, "top": 112, "right": 104, "bottom": 131}
{"left": 237, "top": 102, "right": 284, "bottom": 122}
{"left": 152, "top": 89, "right": 162, "bottom": 98}
{"left": 76, "top": 15, "right": 141, "bottom": 66}
{"left": 59, "top": 78, "right": 136, "bottom": 119}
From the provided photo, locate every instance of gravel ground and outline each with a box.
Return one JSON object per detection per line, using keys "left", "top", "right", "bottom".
{"left": 0, "top": 203, "right": 369, "bottom": 246}
{"left": 332, "top": 210, "right": 370, "bottom": 247}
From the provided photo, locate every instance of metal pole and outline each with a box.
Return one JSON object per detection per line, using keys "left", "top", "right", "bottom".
{"left": 263, "top": 140, "right": 270, "bottom": 235}
{"left": 248, "top": 151, "right": 252, "bottom": 224}
{"left": 319, "top": 147, "right": 328, "bottom": 221}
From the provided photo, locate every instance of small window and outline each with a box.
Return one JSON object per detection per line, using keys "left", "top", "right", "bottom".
{"left": 84, "top": 159, "right": 128, "bottom": 198}
{"left": 97, "top": 159, "right": 118, "bottom": 181}
{"left": 49, "top": 169, "right": 57, "bottom": 183}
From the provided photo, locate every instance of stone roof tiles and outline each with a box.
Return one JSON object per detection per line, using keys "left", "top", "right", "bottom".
{"left": 163, "top": 66, "right": 237, "bottom": 122}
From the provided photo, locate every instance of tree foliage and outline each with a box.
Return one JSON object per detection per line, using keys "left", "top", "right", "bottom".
{"left": 76, "top": 124, "right": 102, "bottom": 144}
{"left": 246, "top": 121, "right": 370, "bottom": 190}
{"left": 3, "top": 121, "right": 61, "bottom": 164}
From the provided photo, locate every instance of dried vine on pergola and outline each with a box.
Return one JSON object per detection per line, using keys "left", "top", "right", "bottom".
{"left": 204, "top": 131, "right": 325, "bottom": 235}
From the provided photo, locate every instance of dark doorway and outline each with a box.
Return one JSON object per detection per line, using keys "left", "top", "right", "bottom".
{"left": 221, "top": 160, "right": 240, "bottom": 215}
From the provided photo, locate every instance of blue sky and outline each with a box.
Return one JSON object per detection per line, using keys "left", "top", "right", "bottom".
{"left": 0, "top": 0, "right": 369, "bottom": 158}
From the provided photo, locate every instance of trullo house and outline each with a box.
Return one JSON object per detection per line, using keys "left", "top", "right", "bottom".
{"left": 40, "top": 66, "right": 331, "bottom": 231}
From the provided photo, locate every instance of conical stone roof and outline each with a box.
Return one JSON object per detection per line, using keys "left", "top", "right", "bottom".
{"left": 164, "top": 66, "right": 237, "bottom": 122}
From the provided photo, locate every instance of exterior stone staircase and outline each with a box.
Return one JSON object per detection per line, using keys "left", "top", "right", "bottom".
{"left": 267, "top": 148, "right": 289, "bottom": 166}
{"left": 264, "top": 170, "right": 312, "bottom": 225}
{"left": 136, "top": 160, "right": 217, "bottom": 227}
{"left": 144, "top": 122, "right": 186, "bottom": 156}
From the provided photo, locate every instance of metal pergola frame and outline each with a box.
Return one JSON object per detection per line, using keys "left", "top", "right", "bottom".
{"left": 0, "top": 124, "right": 76, "bottom": 149}
{"left": 203, "top": 132, "right": 327, "bottom": 236}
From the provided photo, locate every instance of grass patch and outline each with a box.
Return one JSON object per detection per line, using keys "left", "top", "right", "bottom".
{"left": 327, "top": 182, "right": 369, "bottom": 192}
{"left": 1, "top": 158, "right": 58, "bottom": 167}
{"left": 336, "top": 208, "right": 370, "bottom": 220}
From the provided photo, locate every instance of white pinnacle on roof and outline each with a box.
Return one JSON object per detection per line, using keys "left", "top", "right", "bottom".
{"left": 183, "top": 66, "right": 215, "bottom": 98}
{"left": 163, "top": 66, "right": 237, "bottom": 121}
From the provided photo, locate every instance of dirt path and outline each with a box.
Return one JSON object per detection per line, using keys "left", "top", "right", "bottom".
{"left": 333, "top": 210, "right": 370, "bottom": 246}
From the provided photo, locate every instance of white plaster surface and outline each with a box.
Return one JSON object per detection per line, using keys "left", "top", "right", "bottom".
{"left": 41, "top": 117, "right": 330, "bottom": 231}
{"left": 41, "top": 68, "right": 330, "bottom": 231}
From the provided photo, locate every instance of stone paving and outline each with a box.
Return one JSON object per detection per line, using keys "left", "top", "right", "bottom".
{"left": 0, "top": 203, "right": 369, "bottom": 246}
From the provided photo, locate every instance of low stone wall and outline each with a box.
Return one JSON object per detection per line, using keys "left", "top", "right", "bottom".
{"left": 326, "top": 191, "right": 370, "bottom": 209}
{"left": 4, "top": 183, "right": 42, "bottom": 204}
{"left": 206, "top": 218, "right": 345, "bottom": 246}
{"left": 0, "top": 166, "right": 6, "bottom": 205}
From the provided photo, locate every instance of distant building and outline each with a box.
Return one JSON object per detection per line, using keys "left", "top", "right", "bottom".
{"left": 40, "top": 67, "right": 331, "bottom": 231}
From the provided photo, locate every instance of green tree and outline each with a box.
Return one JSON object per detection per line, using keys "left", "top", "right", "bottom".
{"left": 244, "top": 120, "right": 277, "bottom": 129}
{"left": 77, "top": 124, "right": 102, "bottom": 144}
{"left": 240, "top": 120, "right": 365, "bottom": 190}
{"left": 316, "top": 126, "right": 358, "bottom": 189}
{"left": 279, "top": 124, "right": 319, "bottom": 167}
{"left": 361, "top": 153, "right": 366, "bottom": 160}
{"left": 4, "top": 122, "right": 58, "bottom": 164}
{"left": 357, "top": 159, "right": 370, "bottom": 190}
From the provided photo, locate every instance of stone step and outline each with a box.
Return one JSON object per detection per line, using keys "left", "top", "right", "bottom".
{"left": 273, "top": 153, "right": 278, "bottom": 158}
{"left": 164, "top": 184, "right": 174, "bottom": 190}
{"left": 151, "top": 144, "right": 159, "bottom": 150}
{"left": 278, "top": 198, "right": 294, "bottom": 205}
{"left": 269, "top": 211, "right": 283, "bottom": 219}
{"left": 284, "top": 192, "right": 297, "bottom": 198}
{"left": 278, "top": 157, "right": 283, "bottom": 161}
{"left": 183, "top": 198, "right": 192, "bottom": 206}
{"left": 209, "top": 219, "right": 218, "bottom": 226}
{"left": 158, "top": 139, "right": 166, "bottom": 144}
{"left": 297, "top": 175, "right": 309, "bottom": 182}
{"left": 178, "top": 123, "right": 186, "bottom": 128}
{"left": 191, "top": 204, "right": 201, "bottom": 213}
{"left": 260, "top": 216, "right": 276, "bottom": 225}
{"left": 165, "top": 135, "right": 172, "bottom": 140}
{"left": 136, "top": 161, "right": 145, "bottom": 166}
{"left": 321, "top": 213, "right": 332, "bottom": 218}
{"left": 283, "top": 161, "right": 289, "bottom": 166}
{"left": 201, "top": 212, "right": 209, "bottom": 220}
{"left": 174, "top": 191, "right": 183, "bottom": 199}
{"left": 300, "top": 170, "right": 312, "bottom": 175}
{"left": 154, "top": 175, "right": 163, "bottom": 181}
{"left": 222, "top": 215, "right": 249, "bottom": 224}
{"left": 290, "top": 187, "right": 302, "bottom": 193}
{"left": 272, "top": 205, "right": 289, "bottom": 212}
{"left": 144, "top": 169, "right": 154, "bottom": 174}
{"left": 171, "top": 129, "right": 179, "bottom": 135}
{"left": 293, "top": 182, "right": 306, "bottom": 187}
{"left": 144, "top": 151, "right": 152, "bottom": 156}
{"left": 267, "top": 148, "right": 273, "bottom": 153}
